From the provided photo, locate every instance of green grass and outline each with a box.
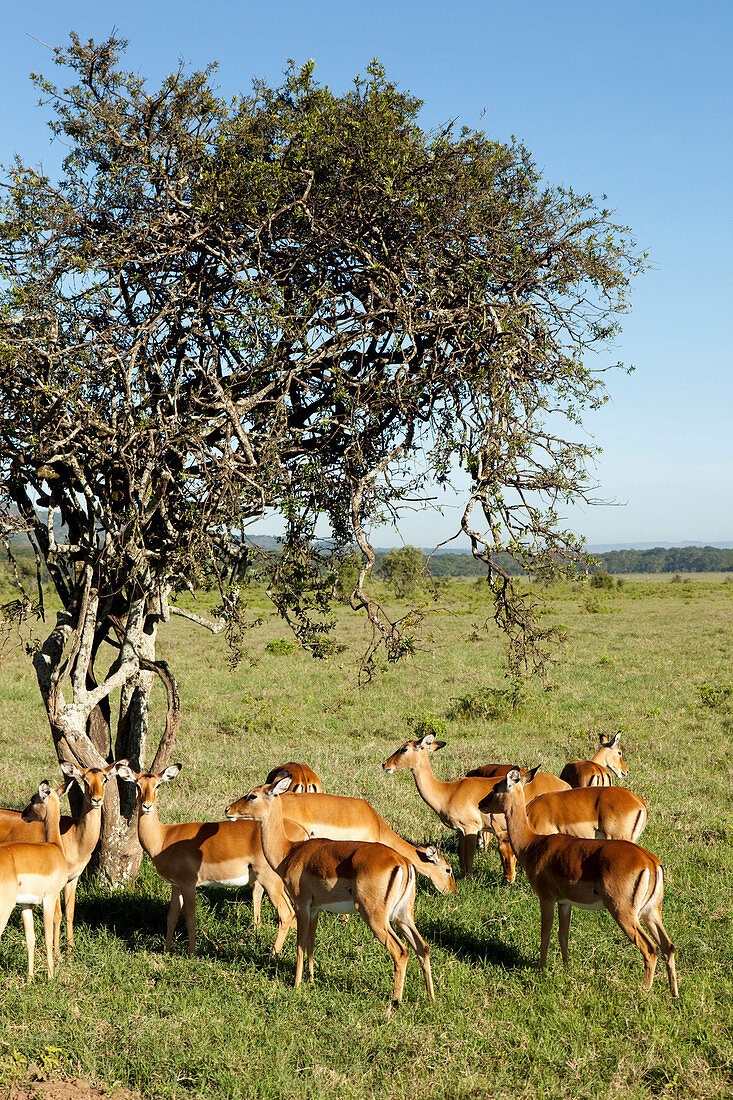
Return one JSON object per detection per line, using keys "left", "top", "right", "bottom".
{"left": 0, "top": 577, "right": 731, "bottom": 1099}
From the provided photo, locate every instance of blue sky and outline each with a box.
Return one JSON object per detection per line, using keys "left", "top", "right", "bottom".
{"left": 1, "top": 0, "right": 731, "bottom": 549}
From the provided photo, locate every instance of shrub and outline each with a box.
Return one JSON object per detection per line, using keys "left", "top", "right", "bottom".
{"left": 406, "top": 712, "right": 448, "bottom": 739}
{"left": 265, "top": 638, "right": 297, "bottom": 655}
{"left": 590, "top": 571, "right": 615, "bottom": 589}
{"left": 447, "top": 680, "right": 525, "bottom": 721}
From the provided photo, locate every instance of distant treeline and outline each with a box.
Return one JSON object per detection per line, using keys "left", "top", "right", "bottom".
{"left": 382, "top": 546, "right": 733, "bottom": 578}
{"left": 589, "top": 546, "right": 733, "bottom": 575}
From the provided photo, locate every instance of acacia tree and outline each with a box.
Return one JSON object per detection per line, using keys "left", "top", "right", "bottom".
{"left": 0, "top": 36, "right": 642, "bottom": 883}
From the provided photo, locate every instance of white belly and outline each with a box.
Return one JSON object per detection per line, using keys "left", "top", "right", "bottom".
{"left": 558, "top": 897, "right": 604, "bottom": 911}
{"left": 198, "top": 873, "right": 252, "bottom": 888}
{"left": 314, "top": 899, "right": 356, "bottom": 915}
{"left": 16, "top": 894, "right": 42, "bottom": 906}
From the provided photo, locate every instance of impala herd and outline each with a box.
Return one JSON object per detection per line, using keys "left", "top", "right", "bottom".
{"left": 0, "top": 732, "right": 678, "bottom": 1005}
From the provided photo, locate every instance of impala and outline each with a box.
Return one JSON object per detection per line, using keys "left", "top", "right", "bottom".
{"left": 478, "top": 768, "right": 678, "bottom": 996}
{"left": 269, "top": 788, "right": 457, "bottom": 895}
{"left": 264, "top": 762, "right": 322, "bottom": 793}
{"left": 0, "top": 781, "right": 68, "bottom": 979}
{"left": 4, "top": 761, "right": 123, "bottom": 952}
{"left": 383, "top": 735, "right": 568, "bottom": 879}
{"left": 523, "top": 783, "right": 648, "bottom": 842}
{"left": 560, "top": 732, "right": 628, "bottom": 787}
{"left": 226, "top": 777, "right": 436, "bottom": 1007}
{"left": 116, "top": 764, "right": 304, "bottom": 954}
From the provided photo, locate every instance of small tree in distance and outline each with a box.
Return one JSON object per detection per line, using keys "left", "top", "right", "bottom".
{"left": 0, "top": 36, "right": 642, "bottom": 883}
{"left": 380, "top": 547, "right": 426, "bottom": 599}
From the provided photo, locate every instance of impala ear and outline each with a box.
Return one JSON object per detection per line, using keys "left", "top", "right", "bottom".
{"left": 60, "top": 761, "right": 84, "bottom": 781}
{"left": 115, "top": 764, "right": 138, "bottom": 783}
{"left": 111, "top": 759, "right": 129, "bottom": 773}
{"left": 505, "top": 768, "right": 523, "bottom": 787}
{"left": 611, "top": 732, "right": 622, "bottom": 747}
{"left": 38, "top": 780, "right": 53, "bottom": 801}
{"left": 270, "top": 776, "right": 292, "bottom": 798}
{"left": 521, "top": 765, "right": 541, "bottom": 785}
{"left": 59, "top": 777, "right": 76, "bottom": 798}
{"left": 158, "top": 764, "right": 182, "bottom": 784}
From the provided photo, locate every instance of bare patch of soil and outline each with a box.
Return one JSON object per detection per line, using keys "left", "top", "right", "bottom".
{"left": 3, "top": 1077, "right": 141, "bottom": 1100}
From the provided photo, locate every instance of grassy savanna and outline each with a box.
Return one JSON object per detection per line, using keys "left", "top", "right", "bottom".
{"left": 0, "top": 575, "right": 731, "bottom": 1099}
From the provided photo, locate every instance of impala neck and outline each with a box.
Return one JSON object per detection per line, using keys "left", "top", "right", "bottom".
{"left": 43, "top": 794, "right": 64, "bottom": 851}
{"left": 409, "top": 753, "right": 456, "bottom": 813}
{"left": 64, "top": 794, "right": 103, "bottom": 862}
{"left": 500, "top": 790, "right": 536, "bottom": 865}
{"left": 136, "top": 800, "right": 167, "bottom": 860}
{"left": 256, "top": 797, "right": 295, "bottom": 874}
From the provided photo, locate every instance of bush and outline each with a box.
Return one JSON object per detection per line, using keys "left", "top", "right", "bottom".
{"left": 265, "top": 638, "right": 297, "bottom": 655}
{"left": 590, "top": 572, "right": 615, "bottom": 589}
{"left": 406, "top": 712, "right": 448, "bottom": 739}
{"left": 447, "top": 681, "right": 525, "bottom": 721}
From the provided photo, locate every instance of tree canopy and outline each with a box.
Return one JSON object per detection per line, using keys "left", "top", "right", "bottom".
{"left": 0, "top": 36, "right": 642, "bottom": 880}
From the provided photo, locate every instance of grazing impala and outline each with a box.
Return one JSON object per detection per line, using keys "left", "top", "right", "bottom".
{"left": 478, "top": 769, "right": 678, "bottom": 996}
{"left": 264, "top": 762, "right": 322, "bottom": 793}
{"left": 116, "top": 764, "right": 303, "bottom": 954}
{"left": 226, "top": 777, "right": 437, "bottom": 1007}
{"left": 383, "top": 735, "right": 568, "bottom": 879}
{"left": 268, "top": 788, "right": 457, "bottom": 895}
{"left": 524, "top": 784, "right": 648, "bottom": 842}
{"left": 4, "top": 761, "right": 123, "bottom": 952}
{"left": 560, "top": 733, "right": 628, "bottom": 787}
{"left": 0, "top": 781, "right": 68, "bottom": 979}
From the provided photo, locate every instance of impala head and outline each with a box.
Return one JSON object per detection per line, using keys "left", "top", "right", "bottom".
{"left": 415, "top": 844, "right": 458, "bottom": 895}
{"left": 383, "top": 733, "right": 446, "bottom": 774}
{"left": 599, "top": 732, "right": 628, "bottom": 778}
{"left": 225, "top": 776, "right": 291, "bottom": 821}
{"left": 115, "top": 763, "right": 182, "bottom": 813}
{"left": 21, "top": 779, "right": 60, "bottom": 823}
{"left": 477, "top": 766, "right": 538, "bottom": 815}
{"left": 60, "top": 760, "right": 125, "bottom": 808}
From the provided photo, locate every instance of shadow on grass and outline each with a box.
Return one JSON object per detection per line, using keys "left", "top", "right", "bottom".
{"left": 421, "top": 912, "right": 529, "bottom": 970}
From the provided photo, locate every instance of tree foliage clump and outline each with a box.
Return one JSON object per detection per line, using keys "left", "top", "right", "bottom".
{"left": 0, "top": 36, "right": 642, "bottom": 881}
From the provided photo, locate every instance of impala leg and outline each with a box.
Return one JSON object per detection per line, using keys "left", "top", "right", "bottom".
{"left": 306, "top": 909, "right": 319, "bottom": 982}
{"left": 393, "top": 915, "right": 434, "bottom": 1001}
{"left": 181, "top": 886, "right": 198, "bottom": 956}
{"left": 361, "top": 910, "right": 409, "bottom": 1007}
{"left": 462, "top": 833, "right": 478, "bottom": 878}
{"left": 607, "top": 902, "right": 659, "bottom": 992}
{"left": 42, "top": 896, "right": 57, "bottom": 978}
{"left": 165, "top": 889, "right": 183, "bottom": 952}
{"left": 63, "top": 880, "right": 77, "bottom": 953}
{"left": 256, "top": 868, "right": 295, "bottom": 955}
{"left": 457, "top": 833, "right": 467, "bottom": 875}
{"left": 294, "top": 909, "right": 309, "bottom": 988}
{"left": 557, "top": 903, "right": 571, "bottom": 967}
{"left": 21, "top": 907, "right": 36, "bottom": 980}
{"left": 641, "top": 905, "right": 679, "bottom": 997}
{"left": 252, "top": 879, "right": 263, "bottom": 929}
{"left": 538, "top": 897, "right": 555, "bottom": 969}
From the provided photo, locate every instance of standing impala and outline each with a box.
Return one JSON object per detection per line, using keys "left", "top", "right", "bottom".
{"left": 226, "top": 777, "right": 437, "bottom": 1007}
{"left": 560, "top": 732, "right": 628, "bottom": 787}
{"left": 478, "top": 769, "right": 678, "bottom": 996}
{"left": 0, "top": 781, "right": 68, "bottom": 979}
{"left": 4, "top": 761, "right": 123, "bottom": 952}
{"left": 524, "top": 784, "right": 648, "bottom": 842}
{"left": 269, "top": 788, "right": 457, "bottom": 895}
{"left": 383, "top": 735, "right": 568, "bottom": 878}
{"left": 116, "top": 764, "right": 302, "bottom": 955}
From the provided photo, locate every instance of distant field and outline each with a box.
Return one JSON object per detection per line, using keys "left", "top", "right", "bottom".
{"left": 0, "top": 576, "right": 730, "bottom": 1100}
